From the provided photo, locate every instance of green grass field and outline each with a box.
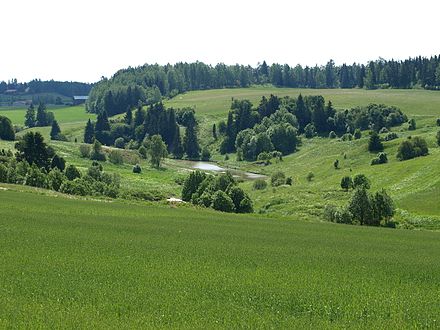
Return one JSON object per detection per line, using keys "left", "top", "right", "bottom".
{"left": 0, "top": 105, "right": 95, "bottom": 126}
{"left": 0, "top": 186, "right": 439, "bottom": 328}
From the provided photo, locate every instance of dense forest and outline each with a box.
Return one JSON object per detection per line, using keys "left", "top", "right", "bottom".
{"left": 86, "top": 55, "right": 440, "bottom": 115}
{"left": 0, "top": 79, "right": 92, "bottom": 97}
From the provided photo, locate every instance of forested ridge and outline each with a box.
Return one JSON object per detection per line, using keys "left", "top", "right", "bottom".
{"left": 86, "top": 55, "right": 440, "bottom": 115}
{"left": 0, "top": 79, "right": 92, "bottom": 97}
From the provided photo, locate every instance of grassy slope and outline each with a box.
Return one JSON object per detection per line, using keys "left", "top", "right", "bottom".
{"left": 0, "top": 186, "right": 439, "bottom": 328}
{"left": 167, "top": 87, "right": 440, "bottom": 227}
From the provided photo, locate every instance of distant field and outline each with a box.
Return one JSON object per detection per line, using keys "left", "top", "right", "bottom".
{"left": 166, "top": 86, "right": 440, "bottom": 119}
{"left": 0, "top": 105, "right": 95, "bottom": 126}
{"left": 0, "top": 186, "right": 439, "bottom": 328}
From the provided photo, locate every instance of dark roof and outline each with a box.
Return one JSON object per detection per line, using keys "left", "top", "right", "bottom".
{"left": 73, "top": 95, "right": 88, "bottom": 100}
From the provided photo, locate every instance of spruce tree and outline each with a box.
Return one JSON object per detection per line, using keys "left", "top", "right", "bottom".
{"left": 172, "top": 126, "right": 184, "bottom": 159}
{"left": 368, "top": 131, "right": 384, "bottom": 152}
{"left": 24, "top": 103, "right": 36, "bottom": 128}
{"left": 84, "top": 119, "right": 95, "bottom": 143}
{"left": 95, "top": 110, "right": 110, "bottom": 131}
{"left": 124, "top": 107, "right": 133, "bottom": 125}
{"left": 183, "top": 123, "right": 200, "bottom": 159}
{"left": 50, "top": 120, "right": 61, "bottom": 140}
{"left": 212, "top": 123, "right": 217, "bottom": 140}
{"left": 36, "top": 102, "right": 47, "bottom": 126}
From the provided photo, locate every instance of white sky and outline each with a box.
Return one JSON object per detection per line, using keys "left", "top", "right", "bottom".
{"left": 0, "top": 0, "right": 438, "bottom": 83}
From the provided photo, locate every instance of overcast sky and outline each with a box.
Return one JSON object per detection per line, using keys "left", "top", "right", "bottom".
{"left": 1, "top": 0, "right": 438, "bottom": 83}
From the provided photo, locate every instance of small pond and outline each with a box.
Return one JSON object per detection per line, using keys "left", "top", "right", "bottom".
{"left": 178, "top": 161, "right": 267, "bottom": 180}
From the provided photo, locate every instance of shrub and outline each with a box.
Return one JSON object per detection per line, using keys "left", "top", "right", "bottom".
{"left": 50, "top": 155, "right": 66, "bottom": 171}
{"left": 114, "top": 137, "right": 125, "bottom": 149}
{"left": 0, "top": 163, "right": 8, "bottom": 182}
{"left": 371, "top": 152, "right": 388, "bottom": 165}
{"left": 211, "top": 190, "right": 235, "bottom": 213}
{"left": 353, "top": 174, "right": 370, "bottom": 189}
{"left": 340, "top": 176, "right": 353, "bottom": 191}
{"left": 79, "top": 144, "right": 91, "bottom": 158}
{"left": 182, "top": 170, "right": 206, "bottom": 201}
{"left": 437, "top": 118, "right": 440, "bottom": 126}
{"left": 397, "top": 136, "right": 429, "bottom": 161}
{"left": 25, "top": 164, "right": 47, "bottom": 188}
{"left": 306, "top": 172, "right": 314, "bottom": 182}
{"left": 47, "top": 168, "right": 65, "bottom": 191}
{"left": 271, "top": 171, "right": 286, "bottom": 187}
{"left": 368, "top": 131, "right": 384, "bottom": 152}
{"left": 253, "top": 179, "right": 267, "bottom": 190}
{"left": 65, "top": 164, "right": 81, "bottom": 181}
{"left": 90, "top": 140, "right": 106, "bottom": 161}
{"left": 329, "top": 131, "right": 337, "bottom": 139}
{"left": 132, "top": 164, "right": 142, "bottom": 173}
{"left": 437, "top": 130, "right": 440, "bottom": 146}
{"left": 304, "top": 123, "right": 316, "bottom": 138}
{"left": 354, "top": 129, "right": 362, "bottom": 139}
{"left": 334, "top": 159, "right": 339, "bottom": 169}
{"left": 408, "top": 118, "right": 416, "bottom": 130}
{"left": 201, "top": 147, "right": 211, "bottom": 161}
{"left": 384, "top": 132, "right": 398, "bottom": 141}
{"left": 285, "top": 177, "right": 293, "bottom": 185}
{"left": 109, "top": 150, "right": 124, "bottom": 165}
{"left": 379, "top": 127, "right": 389, "bottom": 134}
{"left": 138, "top": 146, "right": 147, "bottom": 159}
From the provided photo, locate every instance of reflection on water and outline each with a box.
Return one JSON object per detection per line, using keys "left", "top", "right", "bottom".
{"left": 184, "top": 161, "right": 266, "bottom": 180}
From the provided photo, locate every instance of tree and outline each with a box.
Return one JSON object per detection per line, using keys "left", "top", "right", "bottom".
{"left": 95, "top": 110, "right": 110, "bottom": 132}
{"left": 212, "top": 123, "right": 217, "bottom": 140}
{"left": 340, "top": 176, "right": 353, "bottom": 191}
{"left": 368, "top": 131, "right": 384, "bottom": 152}
{"left": 36, "top": 102, "right": 48, "bottom": 126}
{"left": 24, "top": 103, "right": 36, "bottom": 128}
{"left": 183, "top": 123, "right": 200, "bottom": 159}
{"left": 348, "top": 187, "right": 373, "bottom": 225}
{"left": 171, "top": 126, "right": 184, "bottom": 159}
{"left": 408, "top": 118, "right": 416, "bottom": 130}
{"left": 211, "top": 190, "right": 235, "bottom": 213}
{"left": 84, "top": 119, "right": 95, "bottom": 144}
{"left": 397, "top": 137, "right": 428, "bottom": 160}
{"left": 0, "top": 116, "right": 15, "bottom": 141}
{"left": 372, "top": 189, "right": 395, "bottom": 225}
{"left": 65, "top": 164, "right": 81, "bottom": 180}
{"left": 148, "top": 134, "right": 167, "bottom": 168}
{"left": 182, "top": 170, "right": 206, "bottom": 201}
{"left": 51, "top": 154, "right": 66, "bottom": 171}
{"left": 50, "top": 120, "right": 61, "bottom": 140}
{"left": 90, "top": 140, "right": 106, "bottom": 161}
{"left": 124, "top": 107, "right": 133, "bottom": 125}
{"left": 15, "top": 132, "right": 52, "bottom": 168}
{"left": 304, "top": 123, "right": 316, "bottom": 138}
{"left": 353, "top": 174, "right": 370, "bottom": 189}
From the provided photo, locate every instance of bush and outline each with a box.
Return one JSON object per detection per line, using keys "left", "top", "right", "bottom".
{"left": 211, "top": 190, "right": 235, "bottom": 213}
{"left": 114, "top": 137, "right": 125, "bottom": 149}
{"left": 253, "top": 179, "right": 267, "bottom": 190}
{"left": 90, "top": 140, "right": 106, "bottom": 161}
{"left": 138, "top": 146, "right": 147, "bottom": 159}
{"left": 354, "top": 129, "right": 362, "bottom": 139}
{"left": 201, "top": 147, "right": 211, "bottom": 161}
{"left": 341, "top": 133, "right": 353, "bottom": 141}
{"left": 353, "top": 174, "right": 370, "bottom": 189}
{"left": 285, "top": 177, "right": 293, "bottom": 185}
{"left": 109, "top": 150, "right": 124, "bottom": 165}
{"left": 79, "top": 144, "right": 91, "bottom": 158}
{"left": 271, "top": 171, "right": 286, "bottom": 187}
{"left": 324, "top": 205, "right": 352, "bottom": 224}
{"left": 304, "top": 123, "right": 316, "bottom": 138}
{"left": 306, "top": 172, "right": 315, "bottom": 182}
{"left": 340, "top": 176, "right": 353, "bottom": 191}
{"left": 397, "top": 136, "right": 429, "bottom": 161}
{"left": 0, "top": 163, "right": 8, "bottom": 182}
{"left": 437, "top": 118, "right": 440, "bottom": 126}
{"left": 47, "top": 168, "right": 65, "bottom": 191}
{"left": 132, "top": 164, "right": 142, "bottom": 173}
{"left": 371, "top": 152, "right": 388, "bottom": 165}
{"left": 25, "top": 164, "right": 47, "bottom": 188}
{"left": 329, "top": 131, "right": 337, "bottom": 139}
{"left": 384, "top": 132, "right": 398, "bottom": 141}
{"left": 408, "top": 118, "right": 416, "bottom": 130}
{"left": 379, "top": 127, "right": 389, "bottom": 134}
{"left": 368, "top": 131, "right": 384, "bottom": 152}
{"left": 437, "top": 130, "right": 440, "bottom": 146}
{"left": 65, "top": 164, "right": 81, "bottom": 181}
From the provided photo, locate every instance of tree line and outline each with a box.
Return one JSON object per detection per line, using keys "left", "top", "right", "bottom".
{"left": 0, "top": 79, "right": 92, "bottom": 97}
{"left": 86, "top": 55, "right": 440, "bottom": 115}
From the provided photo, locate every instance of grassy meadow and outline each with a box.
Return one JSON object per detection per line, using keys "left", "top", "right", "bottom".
{"left": 0, "top": 186, "right": 439, "bottom": 328}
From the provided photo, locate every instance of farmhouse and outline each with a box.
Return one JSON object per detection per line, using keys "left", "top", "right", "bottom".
{"left": 73, "top": 95, "right": 88, "bottom": 105}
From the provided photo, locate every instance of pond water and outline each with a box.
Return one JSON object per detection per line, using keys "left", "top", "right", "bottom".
{"left": 179, "top": 161, "right": 267, "bottom": 180}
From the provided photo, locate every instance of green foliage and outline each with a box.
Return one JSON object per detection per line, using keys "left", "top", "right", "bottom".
{"left": 182, "top": 170, "right": 206, "bottom": 202}
{"left": 371, "top": 152, "right": 388, "bottom": 165}
{"left": 24, "top": 103, "right": 36, "bottom": 128}
{"left": 65, "top": 164, "right": 81, "bottom": 181}
{"left": 47, "top": 168, "right": 66, "bottom": 191}
{"left": 0, "top": 116, "right": 15, "bottom": 141}
{"left": 24, "top": 164, "right": 47, "bottom": 188}
{"left": 201, "top": 147, "right": 211, "bottom": 161}
{"left": 138, "top": 146, "right": 147, "bottom": 159}
{"left": 79, "top": 144, "right": 91, "bottom": 158}
{"left": 340, "top": 176, "right": 353, "bottom": 191}
{"left": 253, "top": 179, "right": 267, "bottom": 190}
{"left": 408, "top": 118, "right": 417, "bottom": 130}
{"left": 148, "top": 135, "right": 168, "bottom": 168}
{"left": 304, "top": 123, "right": 316, "bottom": 138}
{"left": 384, "top": 132, "right": 398, "bottom": 141}
{"left": 15, "top": 132, "right": 53, "bottom": 169}
{"left": 50, "top": 120, "right": 61, "bottom": 140}
{"left": 108, "top": 150, "right": 124, "bottom": 165}
{"left": 90, "top": 140, "right": 106, "bottom": 161}
{"left": 397, "top": 137, "right": 429, "bottom": 161}
{"left": 353, "top": 174, "right": 371, "bottom": 189}
{"left": 328, "top": 131, "right": 337, "bottom": 139}
{"left": 353, "top": 128, "right": 362, "bottom": 139}
{"left": 114, "top": 137, "right": 125, "bottom": 149}
{"left": 436, "top": 130, "right": 440, "bottom": 146}
{"left": 271, "top": 171, "right": 286, "bottom": 187}
{"left": 211, "top": 190, "right": 235, "bottom": 213}
{"left": 348, "top": 187, "right": 373, "bottom": 225}
{"left": 51, "top": 155, "right": 66, "bottom": 171}
{"left": 334, "top": 159, "right": 339, "bottom": 169}
{"left": 83, "top": 119, "right": 95, "bottom": 144}
{"left": 368, "top": 131, "right": 384, "bottom": 152}
{"left": 306, "top": 172, "right": 315, "bottom": 182}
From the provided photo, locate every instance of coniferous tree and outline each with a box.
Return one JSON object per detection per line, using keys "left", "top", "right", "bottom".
{"left": 84, "top": 119, "right": 95, "bottom": 143}
{"left": 368, "top": 131, "right": 384, "bottom": 152}
{"left": 183, "top": 122, "right": 200, "bottom": 159}
{"left": 212, "top": 123, "right": 217, "bottom": 140}
{"left": 24, "top": 103, "right": 36, "bottom": 128}
{"left": 0, "top": 116, "right": 15, "bottom": 141}
{"left": 172, "top": 126, "right": 184, "bottom": 159}
{"left": 36, "top": 102, "right": 47, "bottom": 126}
{"left": 95, "top": 110, "right": 110, "bottom": 131}
{"left": 50, "top": 120, "right": 61, "bottom": 140}
{"left": 124, "top": 107, "right": 133, "bottom": 125}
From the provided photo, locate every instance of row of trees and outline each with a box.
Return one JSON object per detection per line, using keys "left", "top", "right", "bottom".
{"left": 84, "top": 103, "right": 201, "bottom": 160}
{"left": 86, "top": 56, "right": 440, "bottom": 116}
{"left": 0, "top": 79, "right": 92, "bottom": 97}
{"left": 24, "top": 102, "right": 55, "bottom": 128}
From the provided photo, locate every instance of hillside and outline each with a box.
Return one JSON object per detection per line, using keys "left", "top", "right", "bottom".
{"left": 0, "top": 185, "right": 439, "bottom": 328}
